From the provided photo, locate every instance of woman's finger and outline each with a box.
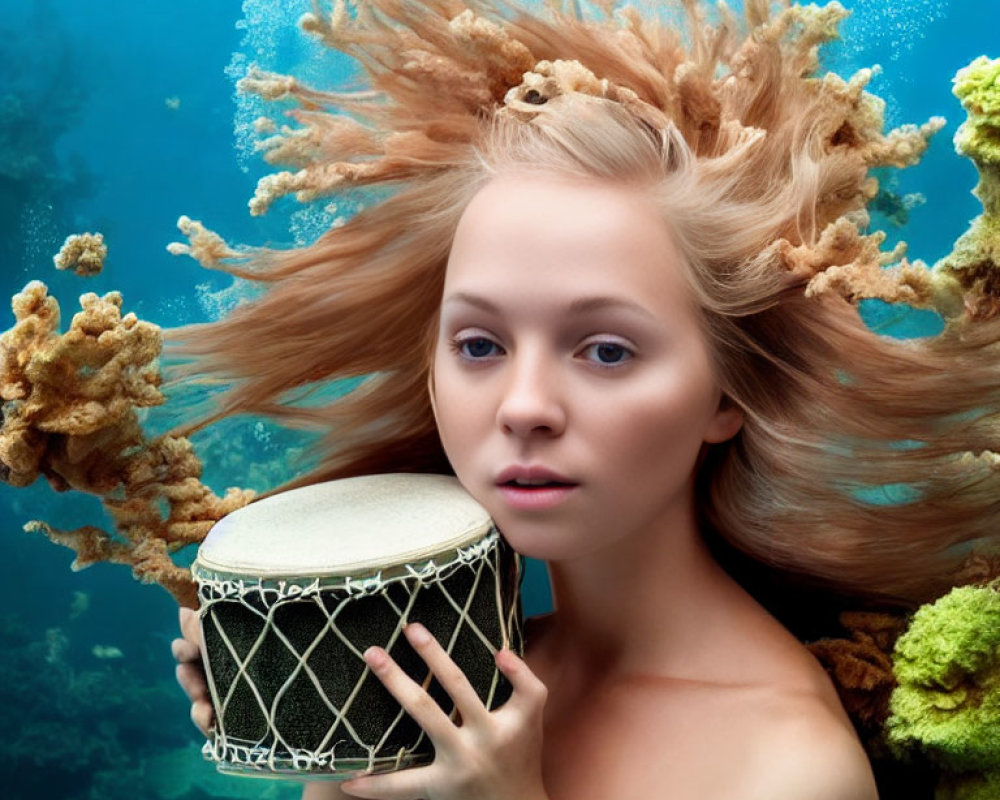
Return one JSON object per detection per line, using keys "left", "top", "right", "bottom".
{"left": 364, "top": 644, "right": 457, "bottom": 744}
{"left": 171, "top": 637, "right": 201, "bottom": 664}
{"left": 402, "top": 623, "right": 488, "bottom": 727}
{"left": 179, "top": 606, "right": 201, "bottom": 645}
{"left": 495, "top": 648, "right": 548, "bottom": 713}
{"left": 176, "top": 661, "right": 210, "bottom": 703}
{"left": 191, "top": 698, "right": 214, "bottom": 737}
{"left": 341, "top": 765, "right": 430, "bottom": 800}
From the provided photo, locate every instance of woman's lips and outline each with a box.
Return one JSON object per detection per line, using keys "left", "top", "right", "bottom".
{"left": 495, "top": 465, "right": 575, "bottom": 485}
{"left": 497, "top": 483, "right": 578, "bottom": 510}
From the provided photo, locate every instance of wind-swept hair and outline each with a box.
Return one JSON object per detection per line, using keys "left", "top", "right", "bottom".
{"left": 165, "top": 0, "right": 1000, "bottom": 606}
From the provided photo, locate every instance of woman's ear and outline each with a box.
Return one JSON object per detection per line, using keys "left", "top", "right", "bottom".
{"left": 427, "top": 369, "right": 439, "bottom": 424}
{"left": 704, "top": 393, "right": 744, "bottom": 444}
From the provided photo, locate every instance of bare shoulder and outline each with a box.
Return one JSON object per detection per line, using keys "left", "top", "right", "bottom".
{"left": 704, "top": 589, "right": 878, "bottom": 798}
{"left": 741, "top": 693, "right": 878, "bottom": 800}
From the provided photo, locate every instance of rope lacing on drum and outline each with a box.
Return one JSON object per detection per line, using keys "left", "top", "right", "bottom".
{"left": 195, "top": 527, "right": 524, "bottom": 776}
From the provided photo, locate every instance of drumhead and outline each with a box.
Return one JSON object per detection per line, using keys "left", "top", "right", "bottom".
{"left": 193, "top": 473, "right": 494, "bottom": 578}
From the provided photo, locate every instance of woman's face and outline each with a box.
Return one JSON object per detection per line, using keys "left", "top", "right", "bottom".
{"left": 430, "top": 174, "right": 742, "bottom": 560}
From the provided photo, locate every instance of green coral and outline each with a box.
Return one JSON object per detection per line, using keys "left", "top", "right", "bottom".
{"left": 954, "top": 55, "right": 1000, "bottom": 118}
{"left": 954, "top": 57, "right": 1000, "bottom": 167}
{"left": 885, "top": 583, "right": 1000, "bottom": 798}
{"left": 952, "top": 56, "right": 1000, "bottom": 213}
{"left": 930, "top": 56, "right": 1000, "bottom": 321}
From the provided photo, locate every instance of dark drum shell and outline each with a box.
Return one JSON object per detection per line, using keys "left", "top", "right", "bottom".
{"left": 195, "top": 529, "right": 524, "bottom": 779}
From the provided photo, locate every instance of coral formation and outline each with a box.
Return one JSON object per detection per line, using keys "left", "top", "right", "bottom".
{"left": 53, "top": 232, "right": 107, "bottom": 277}
{"left": 808, "top": 557, "right": 1000, "bottom": 796}
{"left": 165, "top": 216, "right": 244, "bottom": 268}
{"left": 885, "top": 583, "right": 1000, "bottom": 798}
{"left": 932, "top": 56, "right": 1000, "bottom": 322}
{"left": 804, "top": 60, "right": 1000, "bottom": 782}
{"left": 807, "top": 611, "right": 909, "bottom": 753}
{"left": 2, "top": 1, "right": 999, "bottom": 795}
{"left": 953, "top": 57, "right": 1000, "bottom": 209}
{"left": 0, "top": 281, "right": 255, "bottom": 608}
{"left": 809, "top": 55, "right": 1000, "bottom": 324}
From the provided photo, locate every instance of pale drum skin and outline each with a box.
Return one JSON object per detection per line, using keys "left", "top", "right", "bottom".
{"left": 175, "top": 174, "right": 879, "bottom": 800}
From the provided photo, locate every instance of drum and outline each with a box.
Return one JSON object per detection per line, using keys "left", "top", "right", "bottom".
{"left": 191, "top": 472, "right": 524, "bottom": 779}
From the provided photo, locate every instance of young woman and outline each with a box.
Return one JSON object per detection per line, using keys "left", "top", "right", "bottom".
{"left": 176, "top": 170, "right": 879, "bottom": 799}
{"left": 172, "top": 1, "right": 999, "bottom": 798}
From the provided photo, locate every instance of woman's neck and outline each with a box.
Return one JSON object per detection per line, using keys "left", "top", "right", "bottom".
{"left": 537, "top": 498, "right": 764, "bottom": 689}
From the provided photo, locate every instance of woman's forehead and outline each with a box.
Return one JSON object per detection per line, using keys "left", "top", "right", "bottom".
{"left": 444, "top": 174, "right": 688, "bottom": 306}
{"left": 452, "top": 173, "right": 660, "bottom": 241}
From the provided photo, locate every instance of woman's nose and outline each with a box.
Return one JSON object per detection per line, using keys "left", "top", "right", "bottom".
{"left": 495, "top": 354, "right": 567, "bottom": 437}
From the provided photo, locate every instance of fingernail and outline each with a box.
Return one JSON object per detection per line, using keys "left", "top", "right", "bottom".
{"left": 496, "top": 648, "right": 517, "bottom": 670}
{"left": 363, "top": 646, "right": 387, "bottom": 668}
{"left": 405, "top": 623, "right": 430, "bottom": 645}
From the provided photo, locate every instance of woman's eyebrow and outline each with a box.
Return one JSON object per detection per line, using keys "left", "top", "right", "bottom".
{"left": 443, "top": 291, "right": 657, "bottom": 321}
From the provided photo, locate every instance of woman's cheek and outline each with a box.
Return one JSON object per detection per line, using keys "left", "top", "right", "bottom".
{"left": 606, "top": 380, "right": 714, "bottom": 487}
{"left": 432, "top": 382, "right": 482, "bottom": 475}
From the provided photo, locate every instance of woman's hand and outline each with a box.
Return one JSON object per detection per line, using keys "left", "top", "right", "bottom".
{"left": 340, "top": 623, "right": 550, "bottom": 800}
{"left": 172, "top": 606, "right": 215, "bottom": 736}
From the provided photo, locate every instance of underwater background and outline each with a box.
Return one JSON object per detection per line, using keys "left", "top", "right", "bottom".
{"left": 0, "top": 0, "right": 997, "bottom": 797}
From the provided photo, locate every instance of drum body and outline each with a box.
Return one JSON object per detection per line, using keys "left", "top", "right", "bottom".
{"left": 191, "top": 473, "right": 524, "bottom": 779}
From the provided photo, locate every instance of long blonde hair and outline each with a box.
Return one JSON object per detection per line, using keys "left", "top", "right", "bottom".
{"left": 165, "top": 0, "right": 1000, "bottom": 606}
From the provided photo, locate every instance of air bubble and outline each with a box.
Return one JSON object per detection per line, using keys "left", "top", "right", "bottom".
{"left": 838, "top": 0, "right": 947, "bottom": 64}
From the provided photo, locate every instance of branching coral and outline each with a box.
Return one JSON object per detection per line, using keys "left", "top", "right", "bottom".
{"left": 53, "top": 232, "right": 107, "bottom": 277}
{"left": 165, "top": 215, "right": 245, "bottom": 268}
{"left": 808, "top": 55, "right": 1000, "bottom": 325}
{"left": 885, "top": 583, "right": 1000, "bottom": 798}
{"left": 238, "top": 0, "right": 945, "bottom": 229}
{"left": 0, "top": 281, "right": 255, "bottom": 608}
{"left": 3, "top": 4, "right": 998, "bottom": 794}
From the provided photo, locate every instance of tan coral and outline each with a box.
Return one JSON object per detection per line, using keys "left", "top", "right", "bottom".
{"left": 770, "top": 216, "right": 970, "bottom": 318}
{"left": 53, "top": 233, "right": 107, "bottom": 277}
{"left": 808, "top": 610, "right": 911, "bottom": 753}
{"left": 806, "top": 259, "right": 938, "bottom": 309}
{"left": 166, "top": 216, "right": 245, "bottom": 268}
{"left": 236, "top": 68, "right": 299, "bottom": 101}
{"left": 26, "top": 521, "right": 203, "bottom": 609}
{"left": 0, "top": 283, "right": 255, "bottom": 607}
{"left": 250, "top": 159, "right": 410, "bottom": 215}
{"left": 503, "top": 59, "right": 643, "bottom": 116}
{"left": 448, "top": 10, "right": 535, "bottom": 95}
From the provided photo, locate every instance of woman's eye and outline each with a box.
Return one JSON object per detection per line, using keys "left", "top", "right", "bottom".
{"left": 453, "top": 336, "right": 502, "bottom": 359}
{"left": 449, "top": 336, "right": 631, "bottom": 365}
{"left": 582, "top": 341, "right": 633, "bottom": 366}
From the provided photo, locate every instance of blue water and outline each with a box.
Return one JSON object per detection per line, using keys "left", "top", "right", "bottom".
{"left": 0, "top": 1, "right": 996, "bottom": 797}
